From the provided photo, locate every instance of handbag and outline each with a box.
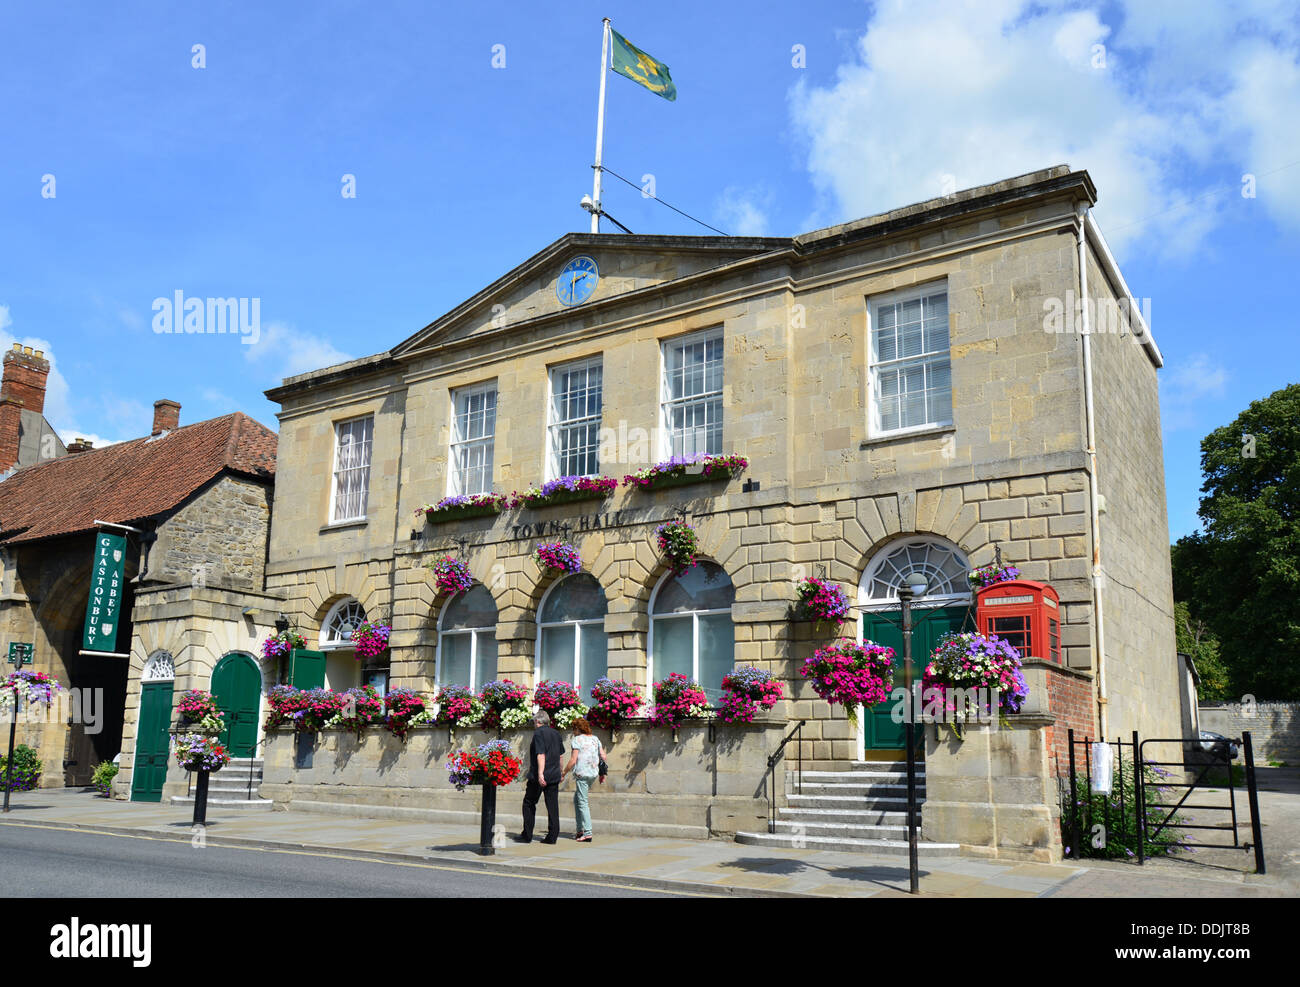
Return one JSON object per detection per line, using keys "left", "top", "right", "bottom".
{"left": 598, "top": 754, "right": 608, "bottom": 780}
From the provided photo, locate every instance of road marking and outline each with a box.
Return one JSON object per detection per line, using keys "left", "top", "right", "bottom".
{"left": 0, "top": 820, "right": 711, "bottom": 896}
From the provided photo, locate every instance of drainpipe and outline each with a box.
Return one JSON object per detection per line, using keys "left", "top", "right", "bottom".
{"left": 1075, "top": 203, "right": 1108, "bottom": 738}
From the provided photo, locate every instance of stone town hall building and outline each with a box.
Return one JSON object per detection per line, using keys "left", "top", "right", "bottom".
{"left": 2, "top": 165, "right": 1174, "bottom": 858}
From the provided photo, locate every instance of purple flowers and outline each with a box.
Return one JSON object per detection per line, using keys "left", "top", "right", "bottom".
{"left": 534, "top": 541, "right": 583, "bottom": 574}
{"left": 512, "top": 475, "right": 617, "bottom": 508}
{"left": 622, "top": 453, "right": 748, "bottom": 489}
{"left": 2, "top": 670, "right": 63, "bottom": 708}
{"left": 418, "top": 493, "right": 509, "bottom": 521}
{"left": 968, "top": 563, "right": 1022, "bottom": 588}
{"left": 172, "top": 734, "right": 231, "bottom": 772}
{"left": 794, "top": 578, "right": 851, "bottom": 622}
{"left": 352, "top": 621, "right": 391, "bottom": 659}
{"left": 716, "top": 666, "right": 784, "bottom": 724}
{"left": 924, "top": 631, "right": 1029, "bottom": 716}
{"left": 428, "top": 557, "right": 474, "bottom": 596}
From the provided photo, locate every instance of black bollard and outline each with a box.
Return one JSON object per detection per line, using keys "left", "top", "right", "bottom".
{"left": 192, "top": 769, "right": 210, "bottom": 827}
{"left": 479, "top": 781, "right": 497, "bottom": 855}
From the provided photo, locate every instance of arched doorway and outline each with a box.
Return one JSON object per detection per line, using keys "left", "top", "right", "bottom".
{"left": 857, "top": 536, "right": 972, "bottom": 757}
{"left": 211, "top": 652, "right": 261, "bottom": 759}
{"left": 131, "top": 651, "right": 174, "bottom": 802}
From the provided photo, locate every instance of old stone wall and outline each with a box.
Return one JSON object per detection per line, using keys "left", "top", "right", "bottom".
{"left": 261, "top": 718, "right": 785, "bottom": 839}
{"left": 152, "top": 475, "right": 272, "bottom": 591}
{"left": 1198, "top": 703, "right": 1300, "bottom": 763}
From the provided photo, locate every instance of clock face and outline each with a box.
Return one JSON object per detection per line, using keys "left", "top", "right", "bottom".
{"left": 556, "top": 255, "right": 599, "bottom": 307}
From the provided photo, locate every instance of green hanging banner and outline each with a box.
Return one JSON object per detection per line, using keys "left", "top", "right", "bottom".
{"left": 82, "top": 531, "right": 127, "bottom": 653}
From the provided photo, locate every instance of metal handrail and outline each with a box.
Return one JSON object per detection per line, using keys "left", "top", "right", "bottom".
{"left": 765, "top": 719, "right": 806, "bottom": 833}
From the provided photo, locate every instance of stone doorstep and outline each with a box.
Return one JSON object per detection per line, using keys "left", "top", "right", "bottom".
{"left": 735, "top": 831, "right": 961, "bottom": 855}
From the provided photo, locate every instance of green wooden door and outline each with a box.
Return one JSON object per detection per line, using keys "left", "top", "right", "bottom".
{"left": 212, "top": 653, "right": 261, "bottom": 759}
{"left": 289, "top": 649, "right": 326, "bottom": 690}
{"left": 130, "top": 680, "right": 174, "bottom": 802}
{"left": 861, "top": 605, "right": 968, "bottom": 751}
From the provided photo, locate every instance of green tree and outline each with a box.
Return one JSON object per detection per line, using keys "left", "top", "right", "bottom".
{"left": 1173, "top": 601, "right": 1231, "bottom": 702}
{"left": 1171, "top": 383, "right": 1300, "bottom": 699}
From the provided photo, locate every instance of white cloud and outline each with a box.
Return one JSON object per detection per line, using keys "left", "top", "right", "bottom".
{"left": 715, "top": 187, "right": 773, "bottom": 236}
{"left": 1161, "top": 352, "right": 1230, "bottom": 430}
{"left": 243, "top": 321, "right": 351, "bottom": 383}
{"left": 791, "top": 0, "right": 1300, "bottom": 258}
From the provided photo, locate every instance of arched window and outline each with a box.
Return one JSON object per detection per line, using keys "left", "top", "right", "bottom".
{"left": 537, "top": 573, "right": 607, "bottom": 691}
{"left": 858, "top": 536, "right": 971, "bottom": 608}
{"left": 321, "top": 598, "right": 367, "bottom": 650}
{"left": 142, "top": 650, "right": 175, "bottom": 681}
{"left": 650, "top": 561, "right": 735, "bottom": 700}
{"left": 438, "top": 584, "right": 498, "bottom": 689}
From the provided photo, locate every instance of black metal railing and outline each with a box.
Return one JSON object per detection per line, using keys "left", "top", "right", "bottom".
{"left": 765, "top": 719, "right": 805, "bottom": 833}
{"left": 1064, "top": 728, "right": 1265, "bottom": 873}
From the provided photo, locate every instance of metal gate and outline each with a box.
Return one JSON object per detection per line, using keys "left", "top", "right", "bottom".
{"left": 1062, "top": 729, "right": 1265, "bottom": 873}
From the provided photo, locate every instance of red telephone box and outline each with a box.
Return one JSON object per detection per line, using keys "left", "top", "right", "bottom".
{"left": 975, "top": 580, "right": 1061, "bottom": 663}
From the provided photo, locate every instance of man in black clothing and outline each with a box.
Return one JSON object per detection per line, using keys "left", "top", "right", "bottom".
{"left": 516, "top": 711, "right": 564, "bottom": 843}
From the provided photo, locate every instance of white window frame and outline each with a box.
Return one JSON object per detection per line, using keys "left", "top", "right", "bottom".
{"left": 536, "top": 574, "right": 608, "bottom": 692}
{"left": 647, "top": 564, "right": 734, "bottom": 702}
{"left": 660, "top": 328, "right": 724, "bottom": 460}
{"left": 329, "top": 416, "right": 373, "bottom": 523}
{"left": 436, "top": 591, "right": 497, "bottom": 691}
{"left": 867, "top": 281, "right": 952, "bottom": 438}
{"left": 857, "top": 535, "right": 971, "bottom": 611}
{"left": 546, "top": 356, "right": 604, "bottom": 480}
{"left": 448, "top": 382, "right": 497, "bottom": 496}
{"left": 319, "top": 598, "right": 367, "bottom": 651}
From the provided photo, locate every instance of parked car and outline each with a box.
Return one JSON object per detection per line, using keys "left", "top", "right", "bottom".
{"left": 1198, "top": 730, "right": 1239, "bottom": 762}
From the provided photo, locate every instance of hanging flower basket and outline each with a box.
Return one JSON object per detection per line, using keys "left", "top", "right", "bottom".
{"left": 623, "top": 453, "right": 748, "bottom": 491}
{"left": 353, "top": 621, "right": 391, "bottom": 659}
{"left": 793, "top": 578, "right": 851, "bottom": 624}
{"left": 447, "top": 740, "right": 522, "bottom": 790}
{"left": 715, "top": 666, "right": 784, "bottom": 724}
{"left": 433, "top": 684, "right": 484, "bottom": 728}
{"left": 173, "top": 734, "right": 231, "bottom": 773}
{"left": 923, "top": 632, "right": 1029, "bottom": 734}
{"left": 511, "top": 475, "right": 617, "bottom": 509}
{"left": 656, "top": 519, "right": 699, "bottom": 575}
{"left": 479, "top": 680, "right": 532, "bottom": 731}
{"left": 175, "top": 690, "right": 225, "bottom": 736}
{"left": 418, "top": 493, "right": 509, "bottom": 524}
{"left": 968, "top": 563, "right": 1022, "bottom": 589}
{"left": 1, "top": 670, "right": 64, "bottom": 710}
{"left": 647, "top": 673, "right": 713, "bottom": 729}
{"left": 587, "top": 678, "right": 642, "bottom": 730}
{"left": 533, "top": 541, "right": 583, "bottom": 575}
{"left": 799, "top": 639, "right": 896, "bottom": 726}
{"left": 261, "top": 630, "right": 306, "bottom": 663}
{"left": 428, "top": 557, "right": 474, "bottom": 596}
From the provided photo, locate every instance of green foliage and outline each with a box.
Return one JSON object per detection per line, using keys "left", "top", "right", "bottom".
{"left": 1173, "top": 602, "right": 1232, "bottom": 702}
{"left": 0, "top": 744, "right": 42, "bottom": 792}
{"left": 1062, "top": 758, "right": 1184, "bottom": 860}
{"left": 1171, "top": 382, "right": 1300, "bottom": 700}
{"left": 91, "top": 760, "right": 119, "bottom": 796}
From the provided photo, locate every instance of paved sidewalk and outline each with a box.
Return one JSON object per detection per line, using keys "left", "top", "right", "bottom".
{"left": 0, "top": 788, "right": 1285, "bottom": 898}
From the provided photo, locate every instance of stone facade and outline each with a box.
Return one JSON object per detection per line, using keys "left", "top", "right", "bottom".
{"left": 258, "top": 167, "right": 1182, "bottom": 853}
{"left": 151, "top": 476, "right": 273, "bottom": 591}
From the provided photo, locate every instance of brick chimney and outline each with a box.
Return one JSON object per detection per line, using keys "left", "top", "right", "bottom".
{"left": 0, "top": 344, "right": 52, "bottom": 472}
{"left": 67, "top": 437, "right": 94, "bottom": 454}
{"left": 152, "top": 399, "right": 181, "bottom": 435}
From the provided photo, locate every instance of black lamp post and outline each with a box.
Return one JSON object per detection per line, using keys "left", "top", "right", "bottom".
{"left": 898, "top": 571, "right": 929, "bottom": 896}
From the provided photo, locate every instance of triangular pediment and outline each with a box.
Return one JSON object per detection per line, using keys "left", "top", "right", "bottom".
{"left": 393, "top": 231, "right": 788, "bottom": 357}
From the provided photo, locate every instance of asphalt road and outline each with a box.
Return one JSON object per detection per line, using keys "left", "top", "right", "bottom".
{"left": 0, "top": 822, "right": 678, "bottom": 898}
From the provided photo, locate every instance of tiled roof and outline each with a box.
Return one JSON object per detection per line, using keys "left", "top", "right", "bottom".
{"left": 0, "top": 412, "right": 276, "bottom": 545}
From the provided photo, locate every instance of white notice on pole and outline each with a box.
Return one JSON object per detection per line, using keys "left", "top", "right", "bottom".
{"left": 1091, "top": 741, "right": 1114, "bottom": 794}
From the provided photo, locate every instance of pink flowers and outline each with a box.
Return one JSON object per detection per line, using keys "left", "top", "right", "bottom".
{"left": 647, "top": 673, "right": 711, "bottom": 729}
{"left": 800, "top": 639, "right": 897, "bottom": 713}
{"left": 623, "top": 453, "right": 748, "bottom": 489}
{"left": 261, "top": 631, "right": 306, "bottom": 662}
{"left": 534, "top": 541, "right": 583, "bottom": 574}
{"left": 352, "top": 621, "right": 390, "bottom": 659}
{"left": 428, "top": 557, "right": 474, "bottom": 596}
{"left": 715, "top": 666, "right": 784, "bottom": 724}
{"left": 656, "top": 520, "right": 699, "bottom": 575}
{"left": 588, "top": 678, "right": 643, "bottom": 730}
{"left": 794, "top": 578, "right": 851, "bottom": 623}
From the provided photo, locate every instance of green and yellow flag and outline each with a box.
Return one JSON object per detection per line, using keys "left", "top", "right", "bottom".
{"left": 610, "top": 28, "right": 677, "bottom": 102}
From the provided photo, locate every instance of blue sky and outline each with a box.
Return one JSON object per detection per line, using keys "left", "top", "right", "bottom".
{"left": 2, "top": 0, "right": 1298, "bottom": 540}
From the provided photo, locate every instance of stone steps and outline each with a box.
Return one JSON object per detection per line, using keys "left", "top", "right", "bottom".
{"left": 735, "top": 831, "right": 958, "bottom": 854}
{"left": 170, "top": 757, "right": 272, "bottom": 811}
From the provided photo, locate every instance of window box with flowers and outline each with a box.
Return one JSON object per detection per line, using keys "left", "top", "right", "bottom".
{"left": 433, "top": 683, "right": 485, "bottom": 729}
{"left": 264, "top": 685, "right": 346, "bottom": 733}
{"left": 479, "top": 679, "right": 532, "bottom": 731}
{"left": 647, "top": 673, "right": 713, "bottom": 732}
{"left": 587, "top": 678, "right": 642, "bottom": 731}
{"left": 512, "top": 475, "right": 618, "bottom": 509}
{"left": 418, "top": 492, "right": 510, "bottom": 524}
{"left": 533, "top": 680, "right": 589, "bottom": 729}
{"left": 623, "top": 453, "right": 747, "bottom": 492}
{"left": 716, "top": 666, "right": 784, "bottom": 724}
{"left": 384, "top": 688, "right": 430, "bottom": 741}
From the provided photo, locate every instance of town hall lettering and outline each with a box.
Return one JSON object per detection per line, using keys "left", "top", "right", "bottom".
{"left": 510, "top": 511, "right": 627, "bottom": 540}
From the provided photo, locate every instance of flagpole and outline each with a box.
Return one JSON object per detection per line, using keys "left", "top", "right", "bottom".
{"left": 591, "top": 17, "right": 611, "bottom": 234}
